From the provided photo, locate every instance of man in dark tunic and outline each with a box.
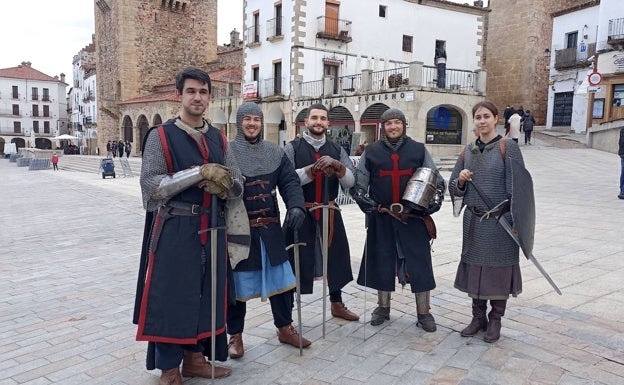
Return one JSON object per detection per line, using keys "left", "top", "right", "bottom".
{"left": 134, "top": 68, "right": 242, "bottom": 385}
{"left": 226, "top": 102, "right": 310, "bottom": 359}
{"left": 284, "top": 103, "right": 359, "bottom": 321}
{"left": 352, "top": 108, "right": 445, "bottom": 332}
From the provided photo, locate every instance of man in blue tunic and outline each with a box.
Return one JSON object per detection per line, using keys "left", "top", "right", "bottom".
{"left": 134, "top": 68, "right": 242, "bottom": 385}
{"left": 226, "top": 102, "right": 310, "bottom": 359}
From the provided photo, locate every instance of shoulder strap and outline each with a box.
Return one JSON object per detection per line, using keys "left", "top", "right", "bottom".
{"left": 216, "top": 126, "right": 227, "bottom": 155}
{"left": 461, "top": 140, "right": 506, "bottom": 164}
{"left": 157, "top": 125, "right": 174, "bottom": 174}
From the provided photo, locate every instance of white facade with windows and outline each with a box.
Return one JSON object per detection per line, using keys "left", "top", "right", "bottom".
{"left": 69, "top": 44, "right": 98, "bottom": 155}
{"left": 0, "top": 62, "right": 68, "bottom": 154}
{"left": 235, "top": 0, "right": 487, "bottom": 157}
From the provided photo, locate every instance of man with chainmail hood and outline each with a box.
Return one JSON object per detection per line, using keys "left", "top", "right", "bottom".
{"left": 133, "top": 68, "right": 242, "bottom": 384}
{"left": 352, "top": 108, "right": 445, "bottom": 332}
{"left": 226, "top": 102, "right": 310, "bottom": 359}
{"left": 284, "top": 103, "right": 360, "bottom": 322}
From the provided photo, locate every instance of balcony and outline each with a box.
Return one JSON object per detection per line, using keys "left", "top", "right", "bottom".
{"left": 554, "top": 43, "right": 596, "bottom": 70}
{"left": 82, "top": 92, "right": 95, "bottom": 102}
{"left": 316, "top": 16, "right": 352, "bottom": 43}
{"left": 266, "top": 17, "right": 283, "bottom": 42}
{"left": 246, "top": 25, "right": 261, "bottom": 47}
{"left": 608, "top": 18, "right": 624, "bottom": 45}
{"left": 262, "top": 77, "right": 285, "bottom": 99}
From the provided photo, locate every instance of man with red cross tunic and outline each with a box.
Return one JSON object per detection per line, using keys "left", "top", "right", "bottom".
{"left": 352, "top": 108, "right": 445, "bottom": 331}
{"left": 284, "top": 103, "right": 359, "bottom": 321}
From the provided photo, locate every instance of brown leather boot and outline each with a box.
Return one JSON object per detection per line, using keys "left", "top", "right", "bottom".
{"left": 331, "top": 302, "right": 360, "bottom": 321}
{"left": 460, "top": 299, "right": 488, "bottom": 337}
{"left": 159, "top": 368, "right": 183, "bottom": 385}
{"left": 276, "top": 324, "right": 311, "bottom": 348}
{"left": 484, "top": 299, "right": 507, "bottom": 343}
{"left": 228, "top": 333, "right": 244, "bottom": 359}
{"left": 181, "top": 351, "right": 231, "bottom": 379}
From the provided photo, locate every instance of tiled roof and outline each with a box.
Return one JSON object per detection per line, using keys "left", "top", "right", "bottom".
{"left": 119, "top": 90, "right": 179, "bottom": 105}
{"left": 210, "top": 68, "right": 242, "bottom": 83}
{"left": 0, "top": 63, "right": 62, "bottom": 82}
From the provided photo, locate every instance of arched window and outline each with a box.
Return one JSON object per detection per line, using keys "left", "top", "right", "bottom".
{"left": 425, "top": 106, "right": 462, "bottom": 144}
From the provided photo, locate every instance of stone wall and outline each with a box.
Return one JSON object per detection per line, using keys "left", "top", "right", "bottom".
{"left": 486, "top": 0, "right": 590, "bottom": 124}
{"left": 95, "top": 0, "right": 218, "bottom": 153}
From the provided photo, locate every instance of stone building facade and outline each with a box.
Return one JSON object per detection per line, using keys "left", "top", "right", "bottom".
{"left": 485, "top": 0, "right": 594, "bottom": 124}
{"left": 94, "top": 0, "right": 218, "bottom": 153}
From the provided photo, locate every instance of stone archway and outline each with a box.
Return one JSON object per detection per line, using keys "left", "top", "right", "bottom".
{"left": 35, "top": 138, "right": 52, "bottom": 150}
{"left": 361, "top": 103, "right": 390, "bottom": 142}
{"left": 122, "top": 115, "right": 133, "bottom": 144}
{"left": 12, "top": 138, "right": 26, "bottom": 150}
{"left": 137, "top": 115, "right": 149, "bottom": 152}
{"left": 425, "top": 105, "right": 463, "bottom": 145}
{"left": 328, "top": 106, "right": 356, "bottom": 155}
{"left": 0, "top": 137, "right": 5, "bottom": 155}
{"left": 266, "top": 105, "right": 285, "bottom": 146}
{"left": 153, "top": 114, "right": 162, "bottom": 126}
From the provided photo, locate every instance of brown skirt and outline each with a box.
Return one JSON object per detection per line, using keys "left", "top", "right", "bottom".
{"left": 454, "top": 262, "right": 522, "bottom": 300}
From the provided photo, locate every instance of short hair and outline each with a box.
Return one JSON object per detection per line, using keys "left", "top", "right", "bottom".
{"left": 175, "top": 67, "right": 212, "bottom": 94}
{"left": 307, "top": 103, "right": 328, "bottom": 118}
{"left": 472, "top": 101, "right": 499, "bottom": 118}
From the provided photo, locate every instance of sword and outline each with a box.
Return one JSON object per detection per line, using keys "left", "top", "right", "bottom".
{"left": 209, "top": 195, "right": 226, "bottom": 383}
{"left": 468, "top": 181, "right": 562, "bottom": 295}
{"left": 285, "top": 230, "right": 306, "bottom": 356}
{"left": 308, "top": 174, "right": 341, "bottom": 338}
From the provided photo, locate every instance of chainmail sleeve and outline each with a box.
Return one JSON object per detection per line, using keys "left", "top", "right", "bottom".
{"left": 140, "top": 130, "right": 169, "bottom": 212}
{"left": 355, "top": 149, "right": 370, "bottom": 191}
{"left": 338, "top": 147, "right": 355, "bottom": 189}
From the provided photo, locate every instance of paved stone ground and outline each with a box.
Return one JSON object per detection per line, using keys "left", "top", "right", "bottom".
{"left": 1, "top": 131, "right": 623, "bottom": 385}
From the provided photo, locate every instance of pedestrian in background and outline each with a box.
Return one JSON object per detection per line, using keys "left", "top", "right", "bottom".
{"left": 434, "top": 42, "right": 447, "bottom": 89}
{"left": 506, "top": 110, "right": 521, "bottom": 143}
{"left": 522, "top": 110, "right": 536, "bottom": 145}
{"left": 51, "top": 152, "right": 59, "bottom": 171}
{"left": 125, "top": 141, "right": 132, "bottom": 157}
{"left": 117, "top": 140, "right": 124, "bottom": 158}
{"left": 449, "top": 101, "right": 526, "bottom": 343}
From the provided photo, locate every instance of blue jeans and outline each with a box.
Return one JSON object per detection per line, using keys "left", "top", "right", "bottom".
{"left": 620, "top": 155, "right": 624, "bottom": 195}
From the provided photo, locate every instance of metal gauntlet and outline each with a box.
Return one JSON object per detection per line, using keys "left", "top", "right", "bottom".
{"left": 153, "top": 167, "right": 203, "bottom": 200}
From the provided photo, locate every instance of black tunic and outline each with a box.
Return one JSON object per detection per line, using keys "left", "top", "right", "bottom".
{"left": 356, "top": 138, "right": 436, "bottom": 293}
{"left": 285, "top": 138, "right": 353, "bottom": 294}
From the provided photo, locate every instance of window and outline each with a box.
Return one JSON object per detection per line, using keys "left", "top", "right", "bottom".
{"left": 43, "top": 105, "right": 50, "bottom": 117}
{"left": 32, "top": 105, "right": 39, "bottom": 117}
{"left": 273, "top": 61, "right": 282, "bottom": 94}
{"left": 379, "top": 5, "right": 387, "bottom": 17}
{"left": 253, "top": 12, "right": 260, "bottom": 42}
{"left": 14, "top": 121, "right": 21, "bottom": 133}
{"left": 43, "top": 88, "right": 50, "bottom": 101}
{"left": 44, "top": 121, "right": 50, "bottom": 133}
{"left": 402, "top": 35, "right": 413, "bottom": 53}
{"left": 12, "top": 86, "right": 18, "bottom": 99}
{"left": 565, "top": 31, "right": 578, "bottom": 49}
{"left": 33, "top": 121, "right": 39, "bottom": 133}
{"left": 252, "top": 66, "right": 259, "bottom": 82}
{"left": 12, "top": 104, "right": 19, "bottom": 115}
{"left": 613, "top": 84, "right": 624, "bottom": 107}
{"left": 275, "top": 4, "right": 282, "bottom": 36}
{"left": 32, "top": 87, "right": 38, "bottom": 100}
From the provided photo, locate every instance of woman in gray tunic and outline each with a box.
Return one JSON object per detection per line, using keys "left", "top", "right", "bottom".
{"left": 449, "top": 101, "right": 524, "bottom": 343}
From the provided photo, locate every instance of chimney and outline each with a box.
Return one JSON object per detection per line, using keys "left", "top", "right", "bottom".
{"left": 60, "top": 73, "right": 66, "bottom": 83}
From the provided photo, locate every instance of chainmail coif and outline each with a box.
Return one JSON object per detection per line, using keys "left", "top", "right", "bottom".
{"left": 231, "top": 102, "right": 284, "bottom": 177}
{"left": 380, "top": 108, "right": 407, "bottom": 151}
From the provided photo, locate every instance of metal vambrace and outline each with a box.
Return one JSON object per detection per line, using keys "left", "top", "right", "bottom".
{"left": 152, "top": 167, "right": 203, "bottom": 200}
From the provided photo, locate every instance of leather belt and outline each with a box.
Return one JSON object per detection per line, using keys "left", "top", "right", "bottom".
{"left": 304, "top": 201, "right": 336, "bottom": 247}
{"left": 376, "top": 204, "right": 422, "bottom": 224}
{"left": 249, "top": 216, "right": 279, "bottom": 228}
{"left": 467, "top": 205, "right": 507, "bottom": 219}
{"left": 162, "top": 201, "right": 211, "bottom": 216}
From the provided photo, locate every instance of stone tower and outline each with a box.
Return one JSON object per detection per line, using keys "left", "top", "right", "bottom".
{"left": 94, "top": 0, "right": 218, "bottom": 150}
{"left": 485, "top": 0, "right": 589, "bottom": 124}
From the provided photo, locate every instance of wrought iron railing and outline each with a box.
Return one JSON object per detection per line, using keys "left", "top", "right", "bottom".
{"left": 338, "top": 73, "right": 361, "bottom": 95}
{"left": 609, "top": 17, "right": 624, "bottom": 42}
{"left": 266, "top": 17, "right": 283, "bottom": 39}
{"left": 422, "top": 65, "right": 475, "bottom": 90}
{"left": 316, "top": 16, "right": 352, "bottom": 42}
{"left": 245, "top": 25, "right": 260, "bottom": 45}
{"left": 371, "top": 67, "right": 410, "bottom": 91}
{"left": 300, "top": 79, "right": 323, "bottom": 98}
{"left": 554, "top": 43, "right": 596, "bottom": 69}
{"left": 263, "top": 77, "right": 284, "bottom": 97}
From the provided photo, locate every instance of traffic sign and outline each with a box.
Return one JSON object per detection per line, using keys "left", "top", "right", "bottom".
{"left": 588, "top": 72, "right": 602, "bottom": 86}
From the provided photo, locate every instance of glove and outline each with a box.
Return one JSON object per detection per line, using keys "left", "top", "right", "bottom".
{"left": 199, "top": 163, "right": 233, "bottom": 190}
{"left": 350, "top": 187, "right": 375, "bottom": 215}
{"left": 198, "top": 179, "right": 228, "bottom": 200}
{"left": 314, "top": 156, "right": 346, "bottom": 178}
{"left": 284, "top": 207, "right": 305, "bottom": 231}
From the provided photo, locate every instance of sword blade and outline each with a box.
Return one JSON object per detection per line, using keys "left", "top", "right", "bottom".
{"left": 293, "top": 231, "right": 303, "bottom": 356}
{"left": 209, "top": 195, "right": 218, "bottom": 384}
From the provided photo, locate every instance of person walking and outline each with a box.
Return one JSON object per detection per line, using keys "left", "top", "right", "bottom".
{"left": 506, "top": 110, "right": 521, "bottom": 143}
{"left": 117, "top": 140, "right": 125, "bottom": 158}
{"left": 522, "top": 110, "right": 536, "bottom": 145}
{"left": 448, "top": 101, "right": 527, "bottom": 343}
{"left": 352, "top": 108, "right": 445, "bottom": 331}
{"left": 284, "top": 103, "right": 360, "bottom": 322}
{"left": 619, "top": 127, "right": 624, "bottom": 200}
{"left": 51, "top": 152, "right": 59, "bottom": 171}
{"left": 226, "top": 102, "right": 310, "bottom": 359}
{"left": 133, "top": 67, "right": 242, "bottom": 384}
{"left": 125, "top": 141, "right": 132, "bottom": 157}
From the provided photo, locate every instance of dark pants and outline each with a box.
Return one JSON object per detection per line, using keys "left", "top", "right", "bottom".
{"left": 436, "top": 63, "right": 446, "bottom": 88}
{"left": 52, "top": 163, "right": 58, "bottom": 171}
{"left": 524, "top": 129, "right": 533, "bottom": 144}
{"left": 155, "top": 340, "right": 206, "bottom": 370}
{"left": 227, "top": 290, "right": 293, "bottom": 335}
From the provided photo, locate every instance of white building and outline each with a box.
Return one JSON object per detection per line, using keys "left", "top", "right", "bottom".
{"left": 234, "top": 0, "right": 488, "bottom": 157}
{"left": 0, "top": 61, "right": 68, "bottom": 154}
{"left": 547, "top": 3, "right": 599, "bottom": 133}
{"left": 69, "top": 39, "right": 98, "bottom": 155}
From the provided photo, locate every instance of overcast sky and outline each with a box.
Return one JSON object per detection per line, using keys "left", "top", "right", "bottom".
{"left": 0, "top": 0, "right": 243, "bottom": 80}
